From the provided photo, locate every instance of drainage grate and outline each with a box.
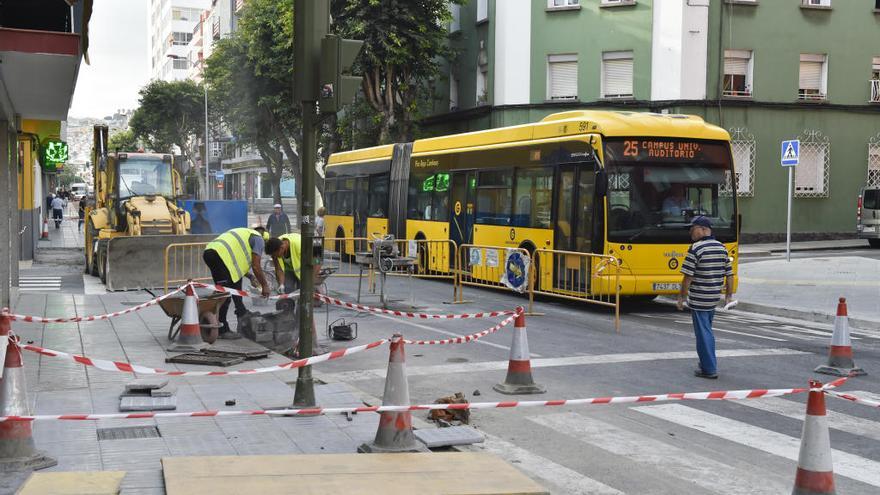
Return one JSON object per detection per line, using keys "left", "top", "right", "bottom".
{"left": 97, "top": 426, "right": 161, "bottom": 441}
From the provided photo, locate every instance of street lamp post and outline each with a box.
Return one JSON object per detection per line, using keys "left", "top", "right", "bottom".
{"left": 204, "top": 83, "right": 210, "bottom": 200}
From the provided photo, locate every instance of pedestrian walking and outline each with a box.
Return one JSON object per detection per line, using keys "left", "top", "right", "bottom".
{"left": 265, "top": 203, "right": 291, "bottom": 237}
{"left": 676, "top": 216, "right": 734, "bottom": 379}
{"left": 51, "top": 195, "right": 64, "bottom": 229}
{"left": 78, "top": 196, "right": 87, "bottom": 231}
{"left": 45, "top": 193, "right": 54, "bottom": 219}
{"left": 315, "top": 206, "right": 326, "bottom": 238}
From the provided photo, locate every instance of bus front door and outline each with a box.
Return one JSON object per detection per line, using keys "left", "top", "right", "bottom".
{"left": 449, "top": 171, "right": 476, "bottom": 267}
{"left": 552, "top": 165, "right": 592, "bottom": 294}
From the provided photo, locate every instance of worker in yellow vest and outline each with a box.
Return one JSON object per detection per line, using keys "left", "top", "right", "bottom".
{"left": 203, "top": 227, "right": 272, "bottom": 339}
{"left": 265, "top": 233, "right": 302, "bottom": 294}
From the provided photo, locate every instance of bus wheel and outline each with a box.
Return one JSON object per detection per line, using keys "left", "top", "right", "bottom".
{"left": 622, "top": 295, "right": 658, "bottom": 306}
{"left": 335, "top": 227, "right": 347, "bottom": 262}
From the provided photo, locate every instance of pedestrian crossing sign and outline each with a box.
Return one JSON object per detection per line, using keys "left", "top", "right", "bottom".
{"left": 781, "top": 140, "right": 799, "bottom": 167}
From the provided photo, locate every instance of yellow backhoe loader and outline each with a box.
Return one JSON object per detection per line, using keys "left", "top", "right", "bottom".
{"left": 85, "top": 125, "right": 216, "bottom": 290}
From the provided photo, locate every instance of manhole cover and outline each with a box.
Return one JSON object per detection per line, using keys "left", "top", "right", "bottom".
{"left": 165, "top": 353, "right": 244, "bottom": 366}
{"left": 97, "top": 426, "right": 160, "bottom": 441}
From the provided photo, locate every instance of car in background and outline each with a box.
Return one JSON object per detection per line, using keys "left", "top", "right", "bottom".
{"left": 70, "top": 182, "right": 88, "bottom": 201}
{"left": 857, "top": 187, "right": 880, "bottom": 248}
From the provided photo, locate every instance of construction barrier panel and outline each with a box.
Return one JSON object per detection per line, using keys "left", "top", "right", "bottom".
{"left": 164, "top": 242, "right": 211, "bottom": 293}
{"left": 382, "top": 239, "right": 457, "bottom": 280}
{"left": 456, "top": 245, "right": 534, "bottom": 312}
{"left": 533, "top": 249, "right": 621, "bottom": 331}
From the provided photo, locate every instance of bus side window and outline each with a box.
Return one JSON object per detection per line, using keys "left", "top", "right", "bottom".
{"left": 513, "top": 167, "right": 552, "bottom": 229}
{"left": 476, "top": 169, "right": 513, "bottom": 226}
{"left": 368, "top": 174, "right": 389, "bottom": 217}
{"left": 325, "top": 178, "right": 337, "bottom": 214}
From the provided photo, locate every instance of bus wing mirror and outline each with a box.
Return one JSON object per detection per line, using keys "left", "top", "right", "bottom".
{"left": 596, "top": 168, "right": 608, "bottom": 197}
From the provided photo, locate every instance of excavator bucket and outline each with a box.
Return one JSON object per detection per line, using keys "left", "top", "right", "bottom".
{"left": 103, "top": 234, "right": 217, "bottom": 291}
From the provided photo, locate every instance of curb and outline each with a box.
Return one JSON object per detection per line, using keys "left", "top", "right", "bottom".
{"left": 739, "top": 242, "right": 869, "bottom": 258}
{"left": 655, "top": 297, "right": 880, "bottom": 332}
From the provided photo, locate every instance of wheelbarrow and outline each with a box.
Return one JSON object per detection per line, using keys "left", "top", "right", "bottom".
{"left": 158, "top": 287, "right": 230, "bottom": 344}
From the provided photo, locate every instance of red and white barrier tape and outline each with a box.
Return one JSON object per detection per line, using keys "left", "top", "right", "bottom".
{"left": 0, "top": 385, "right": 810, "bottom": 422}
{"left": 17, "top": 339, "right": 387, "bottom": 376}
{"left": 403, "top": 312, "right": 519, "bottom": 345}
{"left": 190, "top": 282, "right": 300, "bottom": 301}
{"left": 825, "top": 389, "right": 880, "bottom": 409}
{"left": 1, "top": 286, "right": 187, "bottom": 323}
{"left": 315, "top": 293, "right": 519, "bottom": 320}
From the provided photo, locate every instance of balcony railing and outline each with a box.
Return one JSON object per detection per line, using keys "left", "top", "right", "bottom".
{"left": 798, "top": 89, "right": 826, "bottom": 101}
{"left": 871, "top": 79, "right": 880, "bottom": 103}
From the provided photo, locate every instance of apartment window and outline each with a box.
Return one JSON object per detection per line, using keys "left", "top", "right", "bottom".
{"left": 798, "top": 54, "right": 827, "bottom": 101}
{"left": 172, "top": 58, "right": 188, "bottom": 70}
{"left": 171, "top": 8, "right": 201, "bottom": 21}
{"left": 867, "top": 134, "right": 880, "bottom": 188}
{"left": 794, "top": 130, "right": 830, "bottom": 198}
{"left": 450, "top": 3, "right": 461, "bottom": 32}
{"left": 723, "top": 50, "right": 753, "bottom": 97}
{"left": 547, "top": 54, "right": 578, "bottom": 101}
{"left": 171, "top": 31, "right": 192, "bottom": 46}
{"left": 477, "top": 0, "right": 488, "bottom": 22}
{"left": 549, "top": 0, "right": 579, "bottom": 7}
{"left": 871, "top": 57, "right": 880, "bottom": 103}
{"left": 722, "top": 128, "right": 756, "bottom": 197}
{"left": 476, "top": 45, "right": 488, "bottom": 105}
{"left": 602, "top": 51, "right": 633, "bottom": 99}
{"left": 449, "top": 74, "right": 459, "bottom": 111}
{"left": 802, "top": 0, "right": 831, "bottom": 7}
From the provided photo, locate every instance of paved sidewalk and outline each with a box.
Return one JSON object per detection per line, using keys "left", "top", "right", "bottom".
{"left": 37, "top": 211, "right": 83, "bottom": 250}
{"left": 739, "top": 239, "right": 869, "bottom": 257}
{"left": 737, "top": 255, "right": 880, "bottom": 329}
{"left": 3, "top": 292, "right": 382, "bottom": 495}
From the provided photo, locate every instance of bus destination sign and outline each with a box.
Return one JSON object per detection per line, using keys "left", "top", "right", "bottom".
{"left": 606, "top": 139, "right": 721, "bottom": 163}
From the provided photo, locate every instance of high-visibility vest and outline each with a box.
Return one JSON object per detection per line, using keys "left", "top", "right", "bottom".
{"left": 277, "top": 233, "right": 302, "bottom": 278}
{"left": 205, "top": 227, "right": 261, "bottom": 283}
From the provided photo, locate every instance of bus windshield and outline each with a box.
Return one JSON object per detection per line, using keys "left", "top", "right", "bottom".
{"left": 118, "top": 158, "right": 173, "bottom": 200}
{"left": 603, "top": 139, "right": 736, "bottom": 244}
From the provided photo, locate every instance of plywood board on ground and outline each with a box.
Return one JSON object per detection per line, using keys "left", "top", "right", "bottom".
{"left": 162, "top": 452, "right": 548, "bottom": 495}
{"left": 16, "top": 471, "right": 125, "bottom": 495}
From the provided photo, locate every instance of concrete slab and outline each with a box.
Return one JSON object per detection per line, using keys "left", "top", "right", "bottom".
{"left": 17, "top": 471, "right": 126, "bottom": 495}
{"left": 162, "top": 452, "right": 548, "bottom": 495}
{"left": 124, "top": 378, "right": 170, "bottom": 393}
{"left": 415, "top": 426, "right": 485, "bottom": 448}
{"left": 119, "top": 396, "right": 178, "bottom": 412}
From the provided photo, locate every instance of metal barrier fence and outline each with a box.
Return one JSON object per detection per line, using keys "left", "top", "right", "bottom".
{"left": 533, "top": 249, "right": 620, "bottom": 331}
{"left": 321, "top": 237, "right": 371, "bottom": 278}
{"left": 455, "top": 245, "right": 535, "bottom": 313}
{"left": 164, "top": 242, "right": 211, "bottom": 293}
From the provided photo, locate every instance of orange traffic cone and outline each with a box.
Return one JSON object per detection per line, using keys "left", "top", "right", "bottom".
{"left": 815, "top": 298, "right": 866, "bottom": 377}
{"left": 167, "top": 283, "right": 208, "bottom": 352}
{"left": 40, "top": 218, "right": 48, "bottom": 239}
{"left": 358, "top": 334, "right": 427, "bottom": 453}
{"left": 0, "top": 311, "right": 56, "bottom": 472}
{"left": 494, "top": 309, "right": 545, "bottom": 395}
{"left": 792, "top": 380, "right": 836, "bottom": 495}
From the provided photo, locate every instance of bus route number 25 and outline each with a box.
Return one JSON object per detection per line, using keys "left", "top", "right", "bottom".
{"left": 623, "top": 140, "right": 640, "bottom": 158}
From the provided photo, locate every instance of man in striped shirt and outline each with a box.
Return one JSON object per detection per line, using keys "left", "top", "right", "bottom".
{"left": 677, "top": 216, "right": 734, "bottom": 379}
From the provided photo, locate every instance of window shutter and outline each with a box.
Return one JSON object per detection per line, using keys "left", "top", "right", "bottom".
{"left": 604, "top": 58, "right": 633, "bottom": 97}
{"left": 795, "top": 145, "right": 826, "bottom": 194}
{"left": 549, "top": 60, "right": 578, "bottom": 99}
{"left": 799, "top": 62, "right": 822, "bottom": 90}
{"left": 725, "top": 58, "right": 748, "bottom": 76}
{"left": 872, "top": 56, "right": 880, "bottom": 71}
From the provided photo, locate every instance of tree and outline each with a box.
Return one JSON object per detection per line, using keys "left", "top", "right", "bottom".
{"left": 332, "top": 0, "right": 458, "bottom": 144}
{"left": 204, "top": 0, "right": 302, "bottom": 204}
{"left": 107, "top": 129, "right": 140, "bottom": 153}
{"left": 130, "top": 80, "right": 205, "bottom": 164}
{"left": 57, "top": 167, "right": 84, "bottom": 188}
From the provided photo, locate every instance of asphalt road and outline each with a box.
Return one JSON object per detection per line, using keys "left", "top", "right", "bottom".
{"left": 311, "top": 273, "right": 880, "bottom": 495}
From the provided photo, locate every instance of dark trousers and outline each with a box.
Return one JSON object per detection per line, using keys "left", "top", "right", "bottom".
{"left": 692, "top": 309, "right": 718, "bottom": 374}
{"left": 203, "top": 250, "right": 248, "bottom": 332}
{"left": 52, "top": 208, "right": 63, "bottom": 228}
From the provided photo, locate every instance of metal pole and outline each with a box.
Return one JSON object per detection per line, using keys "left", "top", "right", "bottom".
{"left": 786, "top": 166, "right": 792, "bottom": 262}
{"left": 204, "top": 84, "right": 210, "bottom": 201}
{"left": 294, "top": 101, "right": 317, "bottom": 408}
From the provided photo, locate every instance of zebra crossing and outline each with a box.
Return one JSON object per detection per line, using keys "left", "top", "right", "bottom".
{"left": 18, "top": 275, "right": 62, "bottom": 292}
{"left": 468, "top": 390, "right": 880, "bottom": 495}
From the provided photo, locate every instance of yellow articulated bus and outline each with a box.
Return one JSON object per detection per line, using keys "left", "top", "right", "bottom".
{"left": 324, "top": 110, "right": 739, "bottom": 298}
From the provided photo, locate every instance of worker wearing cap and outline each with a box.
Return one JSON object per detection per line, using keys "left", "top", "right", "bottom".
{"left": 676, "top": 216, "right": 734, "bottom": 379}
{"left": 203, "top": 227, "right": 272, "bottom": 338}
{"left": 266, "top": 203, "right": 291, "bottom": 238}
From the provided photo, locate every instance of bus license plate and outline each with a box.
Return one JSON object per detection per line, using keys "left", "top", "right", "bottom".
{"left": 862, "top": 226, "right": 875, "bottom": 233}
{"left": 653, "top": 283, "right": 680, "bottom": 291}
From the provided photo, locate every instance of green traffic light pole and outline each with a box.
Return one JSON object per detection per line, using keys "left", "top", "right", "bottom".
{"left": 292, "top": 0, "right": 328, "bottom": 408}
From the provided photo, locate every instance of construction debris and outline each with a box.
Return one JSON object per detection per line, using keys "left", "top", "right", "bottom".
{"left": 119, "top": 379, "right": 177, "bottom": 412}
{"left": 428, "top": 392, "right": 470, "bottom": 425}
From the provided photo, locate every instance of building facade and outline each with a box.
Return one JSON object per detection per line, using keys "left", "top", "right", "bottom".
{"left": 148, "top": 0, "right": 211, "bottom": 81}
{"left": 428, "top": 0, "right": 880, "bottom": 239}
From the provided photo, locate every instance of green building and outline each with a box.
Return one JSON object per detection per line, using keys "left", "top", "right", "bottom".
{"left": 424, "top": 0, "right": 880, "bottom": 239}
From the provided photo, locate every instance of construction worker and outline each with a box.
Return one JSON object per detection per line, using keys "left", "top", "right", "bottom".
{"left": 203, "top": 227, "right": 271, "bottom": 339}
{"left": 266, "top": 233, "right": 302, "bottom": 294}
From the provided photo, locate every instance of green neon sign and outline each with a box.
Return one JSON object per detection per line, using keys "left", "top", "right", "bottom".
{"left": 422, "top": 173, "right": 450, "bottom": 193}
{"left": 43, "top": 140, "right": 69, "bottom": 164}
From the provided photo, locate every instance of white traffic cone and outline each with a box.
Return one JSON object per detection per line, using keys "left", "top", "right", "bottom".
{"left": 494, "top": 309, "right": 545, "bottom": 395}
{"left": 167, "top": 283, "right": 208, "bottom": 352}
{"left": 791, "top": 380, "right": 836, "bottom": 495}
{"left": 40, "top": 218, "right": 48, "bottom": 239}
{"left": 815, "top": 298, "right": 866, "bottom": 377}
{"left": 0, "top": 311, "right": 56, "bottom": 472}
{"left": 358, "top": 334, "right": 427, "bottom": 453}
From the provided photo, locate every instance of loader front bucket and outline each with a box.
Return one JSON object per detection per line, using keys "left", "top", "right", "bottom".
{"left": 104, "top": 234, "right": 218, "bottom": 291}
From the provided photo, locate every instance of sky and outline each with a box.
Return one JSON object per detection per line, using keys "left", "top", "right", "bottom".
{"left": 69, "top": 0, "right": 150, "bottom": 119}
